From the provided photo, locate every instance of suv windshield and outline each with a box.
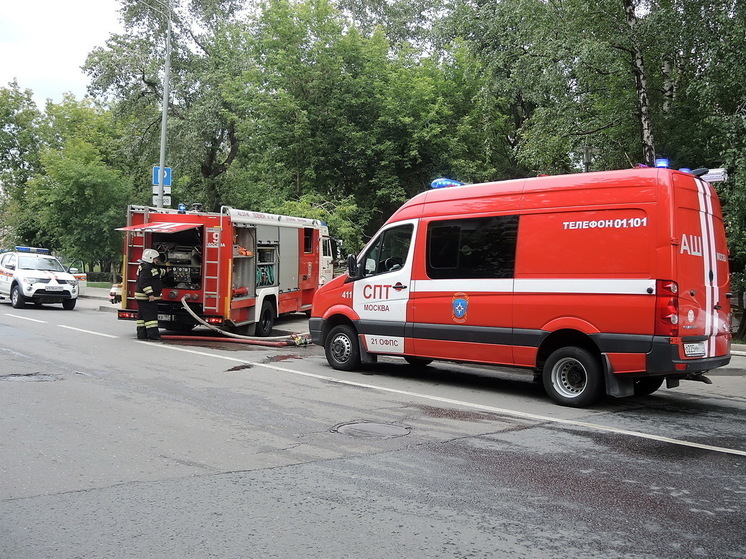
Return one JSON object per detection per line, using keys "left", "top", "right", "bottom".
{"left": 18, "top": 256, "right": 65, "bottom": 272}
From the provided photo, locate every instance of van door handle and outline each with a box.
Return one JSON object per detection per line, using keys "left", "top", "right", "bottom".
{"left": 714, "top": 304, "right": 722, "bottom": 310}
{"left": 392, "top": 282, "right": 407, "bottom": 291}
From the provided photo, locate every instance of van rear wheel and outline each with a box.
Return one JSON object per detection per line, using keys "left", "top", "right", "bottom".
{"left": 543, "top": 347, "right": 603, "bottom": 407}
{"left": 325, "top": 324, "right": 361, "bottom": 371}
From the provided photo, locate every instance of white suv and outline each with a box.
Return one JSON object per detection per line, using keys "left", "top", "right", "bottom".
{"left": 0, "top": 247, "right": 79, "bottom": 310}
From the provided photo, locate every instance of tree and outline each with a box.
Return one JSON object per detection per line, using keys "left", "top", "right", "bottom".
{"left": 221, "top": 0, "right": 516, "bottom": 237}
{"left": 84, "top": 0, "right": 245, "bottom": 210}
{"left": 27, "top": 138, "right": 133, "bottom": 273}
{"left": 455, "top": 0, "right": 686, "bottom": 171}
{"left": 11, "top": 97, "right": 136, "bottom": 278}
{"left": 0, "top": 82, "right": 45, "bottom": 247}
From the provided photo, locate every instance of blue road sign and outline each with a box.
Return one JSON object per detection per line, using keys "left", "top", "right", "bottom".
{"left": 152, "top": 166, "right": 172, "bottom": 187}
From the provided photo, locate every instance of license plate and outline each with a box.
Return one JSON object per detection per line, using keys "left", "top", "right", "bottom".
{"left": 684, "top": 342, "right": 706, "bottom": 357}
{"left": 157, "top": 314, "right": 173, "bottom": 321}
{"left": 46, "top": 285, "right": 63, "bottom": 292}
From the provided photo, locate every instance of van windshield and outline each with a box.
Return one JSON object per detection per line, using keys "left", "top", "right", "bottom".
{"left": 362, "top": 224, "right": 413, "bottom": 276}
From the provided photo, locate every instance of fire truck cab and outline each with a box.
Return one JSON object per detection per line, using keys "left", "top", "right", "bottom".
{"left": 310, "top": 168, "right": 732, "bottom": 407}
{"left": 118, "top": 205, "right": 334, "bottom": 336}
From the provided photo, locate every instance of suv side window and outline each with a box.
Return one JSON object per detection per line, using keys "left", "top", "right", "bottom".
{"left": 361, "top": 224, "right": 414, "bottom": 277}
{"left": 1, "top": 253, "right": 15, "bottom": 269}
{"left": 427, "top": 215, "right": 519, "bottom": 279}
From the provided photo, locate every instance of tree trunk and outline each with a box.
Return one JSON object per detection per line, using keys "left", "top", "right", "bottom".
{"left": 662, "top": 59, "right": 675, "bottom": 113}
{"left": 623, "top": 0, "right": 656, "bottom": 166}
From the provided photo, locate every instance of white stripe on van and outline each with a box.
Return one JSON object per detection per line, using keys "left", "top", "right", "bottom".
{"left": 696, "top": 178, "right": 719, "bottom": 358}
{"left": 411, "top": 278, "right": 656, "bottom": 295}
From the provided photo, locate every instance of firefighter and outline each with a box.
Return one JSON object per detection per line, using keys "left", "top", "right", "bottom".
{"left": 135, "top": 248, "right": 166, "bottom": 340}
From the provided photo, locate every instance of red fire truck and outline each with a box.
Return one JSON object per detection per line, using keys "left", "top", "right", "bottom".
{"left": 117, "top": 205, "right": 335, "bottom": 336}
{"left": 310, "top": 167, "right": 732, "bottom": 407}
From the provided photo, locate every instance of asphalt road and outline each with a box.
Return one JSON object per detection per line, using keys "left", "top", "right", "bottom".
{"left": 0, "top": 289, "right": 743, "bottom": 558}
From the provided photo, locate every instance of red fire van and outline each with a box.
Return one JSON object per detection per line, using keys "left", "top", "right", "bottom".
{"left": 310, "top": 168, "right": 731, "bottom": 407}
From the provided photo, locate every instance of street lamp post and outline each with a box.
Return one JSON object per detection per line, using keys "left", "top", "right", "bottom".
{"left": 151, "top": 0, "right": 172, "bottom": 209}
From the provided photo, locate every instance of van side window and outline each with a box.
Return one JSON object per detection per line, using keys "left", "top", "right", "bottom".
{"left": 427, "top": 216, "right": 518, "bottom": 279}
{"left": 362, "top": 224, "right": 414, "bottom": 277}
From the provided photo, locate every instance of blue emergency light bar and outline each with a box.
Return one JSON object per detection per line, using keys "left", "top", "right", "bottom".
{"left": 654, "top": 158, "right": 670, "bottom": 168}
{"left": 431, "top": 178, "right": 465, "bottom": 189}
{"left": 15, "top": 246, "right": 50, "bottom": 254}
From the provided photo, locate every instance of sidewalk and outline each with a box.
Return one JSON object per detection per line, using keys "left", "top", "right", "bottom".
{"left": 81, "top": 287, "right": 112, "bottom": 300}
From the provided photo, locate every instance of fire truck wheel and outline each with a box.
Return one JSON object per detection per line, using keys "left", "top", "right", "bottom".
{"left": 543, "top": 347, "right": 603, "bottom": 407}
{"left": 11, "top": 285, "right": 26, "bottom": 308}
{"left": 255, "top": 300, "right": 275, "bottom": 337}
{"left": 325, "top": 324, "right": 361, "bottom": 371}
{"left": 633, "top": 377, "right": 664, "bottom": 396}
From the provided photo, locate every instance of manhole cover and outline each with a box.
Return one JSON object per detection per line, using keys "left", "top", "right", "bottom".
{"left": 332, "top": 421, "right": 411, "bottom": 439}
{"left": 0, "top": 373, "right": 58, "bottom": 382}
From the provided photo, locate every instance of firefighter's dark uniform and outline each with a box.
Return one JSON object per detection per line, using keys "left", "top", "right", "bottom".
{"left": 135, "top": 261, "right": 167, "bottom": 340}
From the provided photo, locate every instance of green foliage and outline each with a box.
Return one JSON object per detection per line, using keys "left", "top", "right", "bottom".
{"left": 1, "top": 0, "right": 744, "bottom": 279}
{"left": 1, "top": 95, "right": 134, "bottom": 273}
{"left": 0, "top": 81, "right": 43, "bottom": 203}
{"left": 221, "top": 0, "right": 514, "bottom": 234}
{"left": 270, "top": 193, "right": 366, "bottom": 254}
{"left": 27, "top": 138, "right": 132, "bottom": 263}
{"left": 84, "top": 0, "right": 245, "bottom": 211}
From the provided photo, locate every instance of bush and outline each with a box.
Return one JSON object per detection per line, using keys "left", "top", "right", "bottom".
{"left": 87, "top": 272, "right": 112, "bottom": 282}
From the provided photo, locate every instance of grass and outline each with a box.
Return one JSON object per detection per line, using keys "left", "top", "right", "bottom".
{"left": 88, "top": 282, "right": 112, "bottom": 288}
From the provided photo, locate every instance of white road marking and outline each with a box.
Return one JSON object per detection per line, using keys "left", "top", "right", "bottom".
{"left": 59, "top": 325, "right": 119, "bottom": 338}
{"left": 4, "top": 313, "right": 46, "bottom": 323}
{"left": 150, "top": 343, "right": 746, "bottom": 457}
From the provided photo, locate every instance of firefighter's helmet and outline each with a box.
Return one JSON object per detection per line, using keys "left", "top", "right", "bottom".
{"left": 141, "top": 249, "right": 160, "bottom": 263}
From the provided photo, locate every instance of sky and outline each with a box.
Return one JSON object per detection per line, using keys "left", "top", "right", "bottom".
{"left": 0, "top": 0, "right": 124, "bottom": 107}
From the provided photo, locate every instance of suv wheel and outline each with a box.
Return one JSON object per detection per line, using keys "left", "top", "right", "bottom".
{"left": 11, "top": 285, "right": 26, "bottom": 308}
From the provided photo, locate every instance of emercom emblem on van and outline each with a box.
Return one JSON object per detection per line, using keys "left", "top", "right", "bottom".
{"left": 452, "top": 292, "right": 469, "bottom": 323}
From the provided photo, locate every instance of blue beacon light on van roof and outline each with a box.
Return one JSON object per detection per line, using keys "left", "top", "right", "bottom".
{"left": 654, "top": 158, "right": 670, "bottom": 168}
{"left": 431, "top": 178, "right": 465, "bottom": 189}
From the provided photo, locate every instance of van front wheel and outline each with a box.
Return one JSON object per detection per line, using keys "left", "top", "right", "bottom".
{"left": 543, "top": 347, "right": 603, "bottom": 407}
{"left": 325, "top": 324, "right": 361, "bottom": 371}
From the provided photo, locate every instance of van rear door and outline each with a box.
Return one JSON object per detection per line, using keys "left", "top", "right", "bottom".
{"left": 673, "top": 172, "right": 731, "bottom": 359}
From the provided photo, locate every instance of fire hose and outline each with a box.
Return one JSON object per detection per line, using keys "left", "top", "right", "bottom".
{"left": 160, "top": 296, "right": 309, "bottom": 347}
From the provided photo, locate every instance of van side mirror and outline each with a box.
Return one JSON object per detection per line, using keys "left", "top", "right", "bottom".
{"left": 346, "top": 254, "right": 359, "bottom": 279}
